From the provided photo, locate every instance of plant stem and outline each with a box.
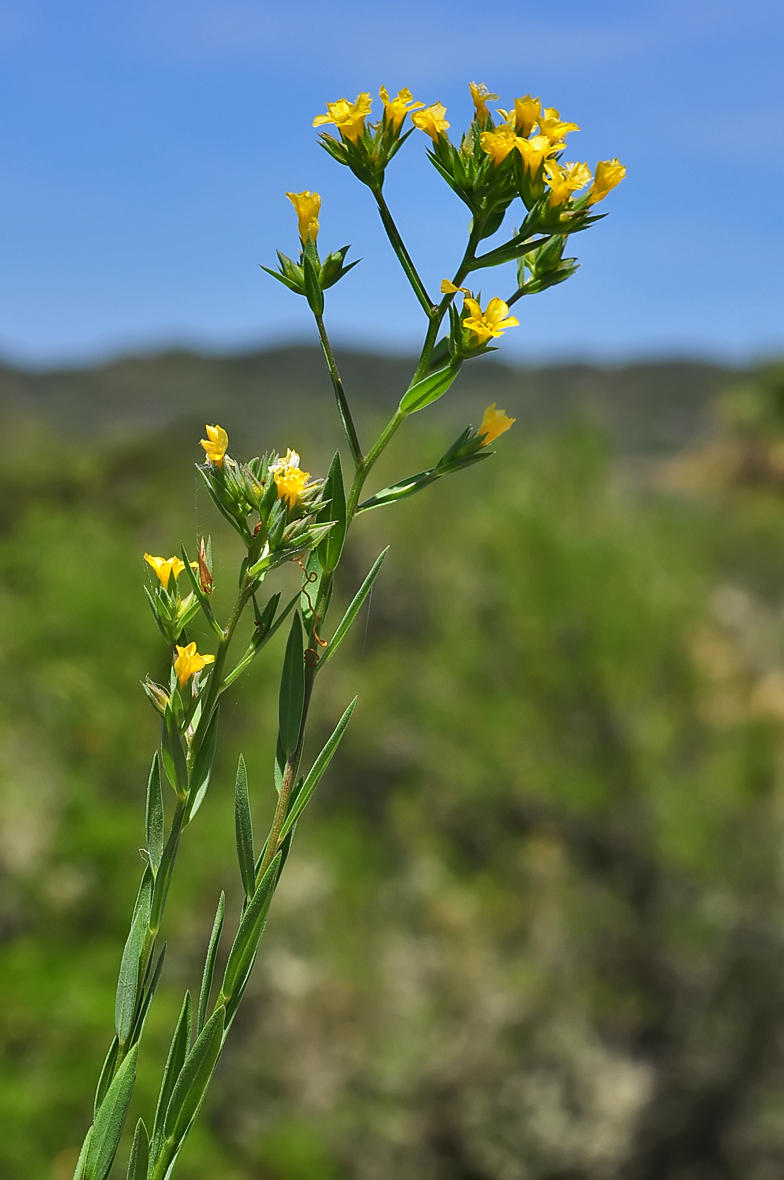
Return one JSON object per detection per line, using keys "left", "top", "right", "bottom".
{"left": 315, "top": 313, "right": 364, "bottom": 470}
{"left": 372, "top": 187, "right": 435, "bottom": 317}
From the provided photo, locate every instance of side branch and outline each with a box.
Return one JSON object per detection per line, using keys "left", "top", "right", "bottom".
{"left": 314, "top": 314, "right": 364, "bottom": 470}
{"left": 372, "top": 188, "right": 435, "bottom": 317}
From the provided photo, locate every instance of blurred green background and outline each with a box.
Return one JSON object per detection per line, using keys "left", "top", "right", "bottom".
{"left": 4, "top": 348, "right": 784, "bottom": 1180}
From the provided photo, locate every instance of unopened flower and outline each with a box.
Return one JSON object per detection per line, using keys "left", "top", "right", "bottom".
{"left": 313, "top": 94, "right": 373, "bottom": 143}
{"left": 379, "top": 86, "right": 423, "bottom": 132}
{"left": 272, "top": 448, "right": 311, "bottom": 509}
{"left": 478, "top": 403, "right": 516, "bottom": 445}
{"left": 538, "top": 107, "right": 580, "bottom": 144}
{"left": 144, "top": 553, "right": 194, "bottom": 588}
{"left": 469, "top": 81, "right": 499, "bottom": 123}
{"left": 286, "top": 190, "right": 321, "bottom": 243}
{"left": 545, "top": 160, "right": 592, "bottom": 206}
{"left": 512, "top": 94, "right": 541, "bottom": 138}
{"left": 480, "top": 124, "right": 520, "bottom": 165}
{"left": 173, "top": 642, "right": 215, "bottom": 688}
{"left": 587, "top": 158, "right": 626, "bottom": 204}
{"left": 411, "top": 102, "right": 450, "bottom": 141}
{"left": 515, "top": 134, "right": 559, "bottom": 173}
{"left": 463, "top": 297, "right": 519, "bottom": 345}
{"left": 201, "top": 424, "right": 229, "bottom": 466}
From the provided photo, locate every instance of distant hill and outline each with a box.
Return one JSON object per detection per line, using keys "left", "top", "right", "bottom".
{"left": 0, "top": 345, "right": 744, "bottom": 455}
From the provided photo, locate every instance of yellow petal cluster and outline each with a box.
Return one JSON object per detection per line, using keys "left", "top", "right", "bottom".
{"left": 379, "top": 86, "right": 423, "bottom": 132}
{"left": 469, "top": 81, "right": 499, "bottom": 122}
{"left": 512, "top": 94, "right": 541, "bottom": 138}
{"left": 463, "top": 297, "right": 520, "bottom": 345}
{"left": 144, "top": 554, "right": 190, "bottom": 588}
{"left": 200, "top": 424, "right": 229, "bottom": 466}
{"left": 313, "top": 94, "right": 373, "bottom": 143}
{"left": 272, "top": 448, "right": 310, "bottom": 509}
{"left": 545, "top": 160, "right": 592, "bottom": 206}
{"left": 411, "top": 102, "right": 450, "bottom": 141}
{"left": 286, "top": 190, "right": 320, "bottom": 243}
{"left": 479, "top": 124, "right": 520, "bottom": 166}
{"left": 515, "top": 134, "right": 561, "bottom": 173}
{"left": 173, "top": 642, "right": 215, "bottom": 688}
{"left": 587, "top": 158, "right": 626, "bottom": 204}
{"left": 538, "top": 107, "right": 580, "bottom": 144}
{"left": 478, "top": 403, "right": 516, "bottom": 445}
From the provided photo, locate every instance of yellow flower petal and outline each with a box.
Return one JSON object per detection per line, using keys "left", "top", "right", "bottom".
{"left": 312, "top": 94, "right": 372, "bottom": 143}
{"left": 144, "top": 553, "right": 187, "bottom": 588}
{"left": 478, "top": 403, "right": 516, "bottom": 445}
{"left": 286, "top": 190, "right": 321, "bottom": 243}
{"left": 411, "top": 102, "right": 450, "bottom": 140}
{"left": 173, "top": 642, "right": 215, "bottom": 688}
{"left": 200, "top": 423, "right": 229, "bottom": 466}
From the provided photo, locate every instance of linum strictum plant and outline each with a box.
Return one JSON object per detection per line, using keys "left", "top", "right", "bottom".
{"left": 70, "top": 82, "right": 624, "bottom": 1180}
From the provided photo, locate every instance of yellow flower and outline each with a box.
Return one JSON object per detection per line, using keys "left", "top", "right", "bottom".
{"left": 440, "top": 279, "right": 470, "bottom": 294}
{"left": 200, "top": 424, "right": 229, "bottom": 466}
{"left": 286, "top": 190, "right": 320, "bottom": 243}
{"left": 515, "top": 134, "right": 559, "bottom": 173}
{"left": 173, "top": 642, "right": 215, "bottom": 689}
{"left": 313, "top": 94, "right": 373, "bottom": 143}
{"left": 480, "top": 124, "right": 520, "bottom": 166}
{"left": 469, "top": 81, "right": 499, "bottom": 122}
{"left": 478, "top": 403, "right": 516, "bottom": 445}
{"left": 411, "top": 102, "right": 450, "bottom": 141}
{"left": 538, "top": 107, "right": 580, "bottom": 144}
{"left": 512, "top": 94, "right": 541, "bottom": 138}
{"left": 463, "top": 296, "right": 520, "bottom": 345}
{"left": 587, "top": 158, "right": 626, "bottom": 204}
{"left": 272, "top": 448, "right": 311, "bottom": 509}
{"left": 544, "top": 159, "right": 592, "bottom": 206}
{"left": 144, "top": 554, "right": 190, "bottom": 588}
{"left": 379, "top": 85, "right": 423, "bottom": 132}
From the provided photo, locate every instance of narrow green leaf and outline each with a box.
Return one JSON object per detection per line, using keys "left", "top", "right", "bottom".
{"left": 163, "top": 1004, "right": 226, "bottom": 1146}
{"left": 357, "top": 469, "right": 439, "bottom": 513}
{"left": 161, "top": 707, "right": 188, "bottom": 796}
{"left": 84, "top": 1044, "right": 138, "bottom": 1180}
{"left": 220, "top": 853, "right": 282, "bottom": 1004}
{"left": 278, "top": 613, "right": 305, "bottom": 756}
{"left": 149, "top": 807, "right": 185, "bottom": 934}
{"left": 221, "top": 591, "right": 297, "bottom": 691}
{"left": 145, "top": 754, "right": 164, "bottom": 873}
{"left": 115, "top": 868, "right": 153, "bottom": 1045}
{"left": 93, "top": 1038, "right": 119, "bottom": 1119}
{"left": 399, "top": 362, "right": 461, "bottom": 415}
{"left": 302, "top": 243, "right": 325, "bottom": 316}
{"left": 187, "top": 705, "right": 220, "bottom": 822}
{"left": 151, "top": 992, "right": 192, "bottom": 1161}
{"left": 71, "top": 1127, "right": 93, "bottom": 1180}
{"left": 299, "top": 548, "right": 322, "bottom": 635}
{"left": 197, "top": 893, "right": 225, "bottom": 1035}
{"left": 278, "top": 699, "right": 357, "bottom": 843}
{"left": 130, "top": 942, "right": 167, "bottom": 1046}
{"left": 234, "top": 756, "right": 255, "bottom": 900}
{"left": 318, "top": 451, "right": 347, "bottom": 573}
{"left": 126, "top": 1119, "right": 149, "bottom": 1180}
{"left": 319, "top": 549, "right": 388, "bottom": 671}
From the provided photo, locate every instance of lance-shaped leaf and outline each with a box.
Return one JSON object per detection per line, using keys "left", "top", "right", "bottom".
{"left": 301, "top": 240, "right": 325, "bottom": 316}
{"left": 145, "top": 753, "right": 164, "bottom": 873}
{"left": 130, "top": 941, "right": 166, "bottom": 1046}
{"left": 84, "top": 1044, "right": 138, "bottom": 1180}
{"left": 71, "top": 1127, "right": 93, "bottom": 1180}
{"left": 197, "top": 892, "right": 225, "bottom": 1035}
{"left": 357, "top": 469, "right": 439, "bottom": 513}
{"left": 220, "top": 853, "right": 281, "bottom": 1005}
{"left": 468, "top": 232, "right": 551, "bottom": 271}
{"left": 126, "top": 1120, "right": 149, "bottom": 1180}
{"left": 278, "top": 613, "right": 305, "bottom": 756}
{"left": 221, "top": 591, "right": 298, "bottom": 691}
{"left": 149, "top": 806, "right": 185, "bottom": 934}
{"left": 234, "top": 756, "right": 255, "bottom": 899}
{"left": 115, "top": 867, "right": 153, "bottom": 1045}
{"left": 318, "top": 549, "right": 388, "bottom": 671}
{"left": 318, "top": 451, "right": 347, "bottom": 573}
{"left": 93, "top": 1038, "right": 119, "bottom": 1118}
{"left": 163, "top": 1003, "right": 226, "bottom": 1147}
{"left": 151, "top": 992, "right": 192, "bottom": 1161}
{"left": 186, "top": 705, "right": 220, "bottom": 822}
{"left": 278, "top": 698, "right": 357, "bottom": 843}
{"left": 161, "top": 707, "right": 188, "bottom": 797}
{"left": 399, "top": 361, "right": 461, "bottom": 415}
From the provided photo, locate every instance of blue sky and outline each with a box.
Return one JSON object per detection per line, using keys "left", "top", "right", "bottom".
{"left": 1, "top": 0, "right": 782, "bottom": 367}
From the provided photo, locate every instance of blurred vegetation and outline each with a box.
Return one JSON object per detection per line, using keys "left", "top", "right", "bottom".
{"left": 4, "top": 349, "right": 784, "bottom": 1180}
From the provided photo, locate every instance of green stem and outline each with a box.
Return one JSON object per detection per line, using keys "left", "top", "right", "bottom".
{"left": 258, "top": 667, "right": 315, "bottom": 879}
{"left": 314, "top": 313, "right": 364, "bottom": 469}
{"left": 372, "top": 187, "right": 435, "bottom": 317}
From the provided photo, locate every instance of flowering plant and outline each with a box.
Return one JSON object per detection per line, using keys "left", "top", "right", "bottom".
{"left": 69, "top": 82, "right": 623, "bottom": 1180}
